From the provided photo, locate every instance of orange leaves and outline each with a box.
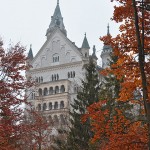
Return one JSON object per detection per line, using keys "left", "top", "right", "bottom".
{"left": 85, "top": 0, "right": 150, "bottom": 149}
{"left": 83, "top": 100, "right": 148, "bottom": 149}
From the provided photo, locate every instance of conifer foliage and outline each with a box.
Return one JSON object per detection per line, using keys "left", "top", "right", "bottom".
{"left": 83, "top": 0, "right": 150, "bottom": 149}
{"left": 54, "top": 57, "right": 100, "bottom": 150}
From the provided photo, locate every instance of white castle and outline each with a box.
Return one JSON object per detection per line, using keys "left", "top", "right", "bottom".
{"left": 26, "top": 0, "right": 112, "bottom": 141}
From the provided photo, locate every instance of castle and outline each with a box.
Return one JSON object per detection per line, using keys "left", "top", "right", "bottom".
{"left": 26, "top": 0, "right": 112, "bottom": 141}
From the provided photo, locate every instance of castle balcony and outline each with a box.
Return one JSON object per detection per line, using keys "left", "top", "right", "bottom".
{"left": 35, "top": 79, "right": 72, "bottom": 97}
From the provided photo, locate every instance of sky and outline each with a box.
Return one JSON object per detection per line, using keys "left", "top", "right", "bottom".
{"left": 0, "top": 0, "right": 119, "bottom": 66}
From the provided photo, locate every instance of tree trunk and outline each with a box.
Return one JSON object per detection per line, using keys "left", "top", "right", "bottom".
{"left": 132, "top": 0, "right": 150, "bottom": 148}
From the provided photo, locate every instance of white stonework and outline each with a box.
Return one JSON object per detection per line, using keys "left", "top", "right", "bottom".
{"left": 26, "top": 1, "right": 111, "bottom": 142}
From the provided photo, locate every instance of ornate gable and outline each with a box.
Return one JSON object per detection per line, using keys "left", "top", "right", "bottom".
{"left": 31, "top": 28, "right": 82, "bottom": 70}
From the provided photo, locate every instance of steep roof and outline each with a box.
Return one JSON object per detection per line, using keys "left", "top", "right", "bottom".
{"left": 81, "top": 33, "right": 90, "bottom": 49}
{"left": 46, "top": 0, "right": 67, "bottom": 37}
{"left": 28, "top": 45, "right": 33, "bottom": 61}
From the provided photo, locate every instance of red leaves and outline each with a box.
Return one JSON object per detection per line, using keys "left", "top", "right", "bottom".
{"left": 0, "top": 40, "right": 32, "bottom": 150}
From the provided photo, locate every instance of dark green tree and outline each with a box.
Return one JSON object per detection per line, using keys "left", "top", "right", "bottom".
{"left": 53, "top": 57, "right": 100, "bottom": 150}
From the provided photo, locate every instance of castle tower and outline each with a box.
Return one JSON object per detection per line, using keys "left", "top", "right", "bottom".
{"left": 46, "top": 0, "right": 67, "bottom": 38}
{"left": 26, "top": 1, "right": 92, "bottom": 144}
{"left": 81, "top": 33, "right": 90, "bottom": 59}
{"left": 101, "top": 24, "right": 112, "bottom": 68}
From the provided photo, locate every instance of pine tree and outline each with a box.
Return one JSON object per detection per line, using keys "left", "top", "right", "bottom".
{"left": 53, "top": 57, "right": 100, "bottom": 150}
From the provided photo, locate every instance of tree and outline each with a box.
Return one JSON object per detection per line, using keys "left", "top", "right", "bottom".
{"left": 0, "top": 40, "right": 32, "bottom": 149}
{"left": 83, "top": 54, "right": 147, "bottom": 149}
{"left": 54, "top": 57, "right": 100, "bottom": 150}
{"left": 20, "top": 109, "right": 52, "bottom": 150}
{"left": 83, "top": 0, "right": 150, "bottom": 148}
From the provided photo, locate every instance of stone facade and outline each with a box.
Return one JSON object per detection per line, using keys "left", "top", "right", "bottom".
{"left": 26, "top": 0, "right": 111, "bottom": 141}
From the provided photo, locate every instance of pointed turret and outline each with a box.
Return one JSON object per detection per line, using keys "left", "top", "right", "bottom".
{"left": 101, "top": 24, "right": 112, "bottom": 69}
{"left": 81, "top": 33, "right": 90, "bottom": 58}
{"left": 107, "top": 23, "right": 110, "bottom": 36}
{"left": 28, "top": 44, "right": 33, "bottom": 61}
{"left": 81, "top": 33, "right": 90, "bottom": 49}
{"left": 92, "top": 45, "right": 98, "bottom": 61}
{"left": 46, "top": 0, "right": 67, "bottom": 38}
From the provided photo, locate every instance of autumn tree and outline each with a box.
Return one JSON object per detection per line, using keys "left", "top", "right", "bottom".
{"left": 20, "top": 109, "right": 52, "bottom": 150}
{"left": 83, "top": 53, "right": 147, "bottom": 149}
{"left": 83, "top": 0, "right": 149, "bottom": 149}
{"left": 0, "top": 40, "right": 32, "bottom": 150}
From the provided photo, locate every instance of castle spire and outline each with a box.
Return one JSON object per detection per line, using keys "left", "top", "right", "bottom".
{"left": 81, "top": 33, "right": 90, "bottom": 49}
{"left": 28, "top": 44, "right": 33, "bottom": 61}
{"left": 107, "top": 23, "right": 110, "bottom": 35}
{"left": 46, "top": 0, "right": 67, "bottom": 37}
{"left": 92, "top": 45, "right": 98, "bottom": 60}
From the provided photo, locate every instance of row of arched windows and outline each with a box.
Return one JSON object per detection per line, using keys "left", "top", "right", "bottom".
{"left": 38, "top": 85, "right": 65, "bottom": 96}
{"left": 35, "top": 71, "right": 76, "bottom": 84}
{"left": 52, "top": 74, "right": 59, "bottom": 81}
{"left": 37, "top": 101, "right": 65, "bottom": 111}
{"left": 68, "top": 71, "right": 75, "bottom": 78}
{"left": 36, "top": 76, "right": 43, "bottom": 83}
{"left": 45, "top": 114, "right": 67, "bottom": 126}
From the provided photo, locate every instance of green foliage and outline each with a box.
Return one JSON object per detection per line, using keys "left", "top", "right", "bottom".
{"left": 53, "top": 57, "right": 100, "bottom": 150}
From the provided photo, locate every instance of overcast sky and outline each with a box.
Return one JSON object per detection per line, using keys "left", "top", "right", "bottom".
{"left": 0, "top": 0, "right": 119, "bottom": 65}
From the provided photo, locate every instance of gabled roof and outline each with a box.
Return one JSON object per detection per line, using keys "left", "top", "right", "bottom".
{"left": 32, "top": 28, "right": 82, "bottom": 64}
{"left": 81, "top": 33, "right": 90, "bottom": 49}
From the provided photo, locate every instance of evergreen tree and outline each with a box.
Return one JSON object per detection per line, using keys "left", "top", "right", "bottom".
{"left": 53, "top": 57, "right": 100, "bottom": 150}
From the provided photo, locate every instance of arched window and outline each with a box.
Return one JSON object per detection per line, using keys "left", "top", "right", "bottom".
{"left": 43, "top": 103, "right": 47, "bottom": 111}
{"left": 52, "top": 75, "right": 54, "bottom": 81}
{"left": 71, "top": 72, "right": 73, "bottom": 78}
{"left": 53, "top": 115, "right": 59, "bottom": 126}
{"left": 57, "top": 74, "right": 59, "bottom": 80}
{"left": 54, "top": 74, "right": 56, "bottom": 81}
{"left": 54, "top": 102, "right": 58, "bottom": 109}
{"left": 38, "top": 88, "right": 42, "bottom": 96}
{"left": 68, "top": 72, "right": 70, "bottom": 78}
{"left": 44, "top": 88, "right": 48, "bottom": 96}
{"left": 36, "top": 78, "right": 38, "bottom": 83}
{"left": 73, "top": 71, "right": 75, "bottom": 78}
{"left": 60, "top": 85, "right": 65, "bottom": 93}
{"left": 49, "top": 87, "right": 53, "bottom": 95}
{"left": 48, "top": 115, "right": 53, "bottom": 126}
{"left": 37, "top": 104, "right": 41, "bottom": 111}
{"left": 39, "top": 77, "right": 41, "bottom": 83}
{"left": 60, "top": 101, "right": 64, "bottom": 109}
{"left": 60, "top": 114, "right": 66, "bottom": 125}
{"left": 85, "top": 53, "right": 87, "bottom": 57}
{"left": 55, "top": 86, "right": 59, "bottom": 94}
{"left": 41, "top": 77, "right": 43, "bottom": 83}
{"left": 49, "top": 102, "right": 52, "bottom": 110}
